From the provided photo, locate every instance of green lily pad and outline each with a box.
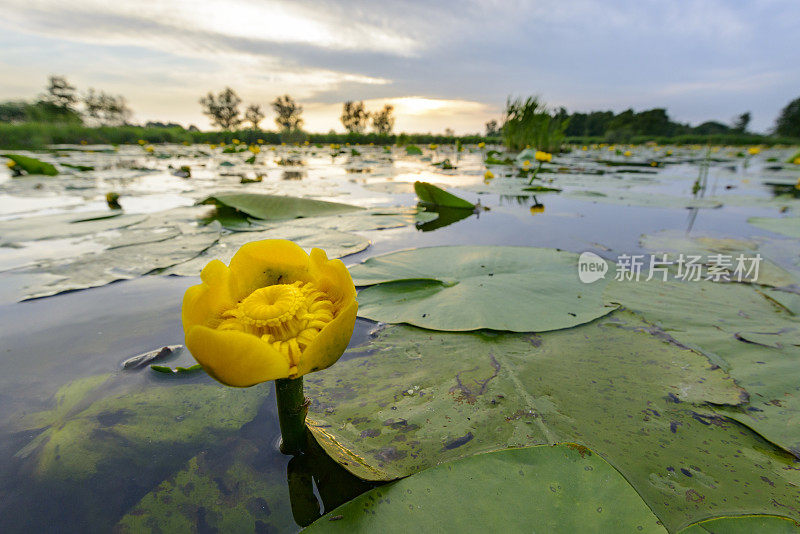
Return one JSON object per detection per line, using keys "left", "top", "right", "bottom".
{"left": 201, "top": 193, "right": 363, "bottom": 221}
{"left": 678, "top": 515, "right": 800, "bottom": 533}
{"left": 306, "top": 445, "right": 665, "bottom": 533}
{"left": 349, "top": 246, "right": 615, "bottom": 332}
{"left": 413, "top": 181, "right": 475, "bottom": 209}
{"left": 566, "top": 190, "right": 723, "bottom": 209}
{"left": 305, "top": 315, "right": 800, "bottom": 531}
{"left": 605, "top": 278, "right": 800, "bottom": 458}
{"left": 639, "top": 230, "right": 798, "bottom": 288}
{"left": 405, "top": 146, "right": 422, "bottom": 155}
{"left": 748, "top": 217, "right": 800, "bottom": 238}
{"left": 0, "top": 211, "right": 148, "bottom": 246}
{"left": 3, "top": 153, "right": 58, "bottom": 176}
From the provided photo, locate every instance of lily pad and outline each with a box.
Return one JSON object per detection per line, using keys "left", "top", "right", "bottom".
{"left": 3, "top": 154, "right": 58, "bottom": 176}
{"left": 200, "top": 193, "right": 363, "bottom": 221}
{"left": 349, "top": 246, "right": 615, "bottom": 332}
{"left": 306, "top": 445, "right": 665, "bottom": 533}
{"left": 0, "top": 211, "right": 148, "bottom": 246}
{"left": 413, "top": 181, "right": 475, "bottom": 209}
{"left": 748, "top": 217, "right": 800, "bottom": 238}
{"left": 678, "top": 515, "right": 800, "bottom": 533}
{"left": 605, "top": 278, "right": 800, "bottom": 458}
{"left": 305, "top": 315, "right": 800, "bottom": 531}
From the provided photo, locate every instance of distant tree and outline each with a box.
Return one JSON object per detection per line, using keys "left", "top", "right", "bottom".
{"left": 200, "top": 87, "right": 242, "bottom": 130}
{"left": 0, "top": 101, "right": 28, "bottom": 123}
{"left": 732, "top": 112, "right": 751, "bottom": 133}
{"left": 444, "top": 127, "right": 455, "bottom": 137}
{"left": 485, "top": 119, "right": 499, "bottom": 136}
{"left": 244, "top": 104, "right": 265, "bottom": 129}
{"left": 41, "top": 75, "right": 78, "bottom": 111}
{"left": 340, "top": 101, "right": 370, "bottom": 133}
{"left": 272, "top": 94, "right": 303, "bottom": 131}
{"left": 146, "top": 121, "right": 184, "bottom": 129}
{"left": 774, "top": 97, "right": 800, "bottom": 138}
{"left": 372, "top": 104, "right": 395, "bottom": 135}
{"left": 692, "top": 121, "right": 731, "bottom": 135}
{"left": 84, "top": 89, "right": 132, "bottom": 126}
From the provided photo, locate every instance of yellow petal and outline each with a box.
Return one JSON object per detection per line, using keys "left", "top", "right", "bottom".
{"left": 186, "top": 326, "right": 291, "bottom": 387}
{"left": 228, "top": 239, "right": 311, "bottom": 300}
{"left": 308, "top": 248, "right": 356, "bottom": 311}
{"left": 296, "top": 298, "right": 358, "bottom": 376}
{"left": 181, "top": 260, "right": 235, "bottom": 334}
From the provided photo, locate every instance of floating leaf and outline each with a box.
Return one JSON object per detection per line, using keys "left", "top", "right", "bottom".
{"left": 678, "top": 515, "right": 800, "bottom": 533}
{"left": 349, "top": 246, "right": 615, "bottom": 332}
{"left": 306, "top": 445, "right": 665, "bottom": 533}
{"left": 605, "top": 278, "right": 800, "bottom": 458}
{"left": 3, "top": 154, "right": 58, "bottom": 176}
{"left": 405, "top": 145, "right": 422, "bottom": 155}
{"left": 200, "top": 192, "right": 363, "bottom": 222}
{"left": 413, "top": 181, "right": 475, "bottom": 209}
{"left": 748, "top": 217, "right": 800, "bottom": 238}
{"left": 305, "top": 315, "right": 800, "bottom": 531}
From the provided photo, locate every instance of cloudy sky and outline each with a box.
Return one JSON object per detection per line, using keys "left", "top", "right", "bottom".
{"left": 1, "top": 0, "right": 798, "bottom": 133}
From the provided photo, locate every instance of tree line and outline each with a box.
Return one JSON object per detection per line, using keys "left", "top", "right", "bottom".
{"left": 0, "top": 76, "right": 131, "bottom": 126}
{"left": 199, "top": 86, "right": 396, "bottom": 135}
{"left": 488, "top": 100, "right": 800, "bottom": 141}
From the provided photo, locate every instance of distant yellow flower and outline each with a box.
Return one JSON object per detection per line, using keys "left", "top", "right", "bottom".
{"left": 796, "top": 177, "right": 800, "bottom": 190}
{"left": 666, "top": 150, "right": 673, "bottom": 156}
{"left": 793, "top": 157, "right": 800, "bottom": 165}
{"left": 249, "top": 145, "right": 260, "bottom": 154}
{"left": 304, "top": 141, "right": 310, "bottom": 145}
{"left": 145, "top": 145, "right": 154, "bottom": 153}
{"left": 210, "top": 144, "right": 217, "bottom": 149}
{"left": 182, "top": 141, "right": 190, "bottom": 146}
{"left": 534, "top": 151, "right": 552, "bottom": 162}
{"left": 747, "top": 146, "right": 760, "bottom": 155}
{"left": 478, "top": 142, "right": 486, "bottom": 149}
{"left": 484, "top": 170, "right": 494, "bottom": 180}
{"left": 429, "top": 144, "right": 438, "bottom": 150}
{"left": 232, "top": 139, "right": 240, "bottom": 145}
{"left": 581, "top": 146, "right": 588, "bottom": 151}
{"left": 522, "top": 160, "right": 531, "bottom": 169}
{"left": 138, "top": 139, "right": 147, "bottom": 145}
{"left": 182, "top": 240, "right": 358, "bottom": 387}
{"left": 624, "top": 150, "right": 632, "bottom": 157}
{"left": 6, "top": 160, "right": 15, "bottom": 168}
{"left": 258, "top": 139, "right": 265, "bottom": 144}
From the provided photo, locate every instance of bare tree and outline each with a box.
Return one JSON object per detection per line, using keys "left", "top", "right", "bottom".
{"left": 340, "top": 101, "right": 370, "bottom": 133}
{"left": 42, "top": 75, "right": 78, "bottom": 111}
{"left": 244, "top": 104, "right": 265, "bottom": 129}
{"left": 200, "top": 87, "right": 242, "bottom": 130}
{"left": 272, "top": 94, "right": 303, "bottom": 131}
{"left": 485, "top": 119, "right": 499, "bottom": 136}
{"left": 85, "top": 89, "right": 132, "bottom": 125}
{"left": 372, "top": 104, "right": 395, "bottom": 135}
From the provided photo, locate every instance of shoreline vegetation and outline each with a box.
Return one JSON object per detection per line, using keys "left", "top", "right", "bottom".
{"left": 2, "top": 77, "right": 798, "bottom": 150}
{"left": 1, "top": 122, "right": 796, "bottom": 150}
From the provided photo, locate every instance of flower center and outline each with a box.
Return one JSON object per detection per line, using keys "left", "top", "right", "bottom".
{"left": 217, "top": 280, "right": 334, "bottom": 370}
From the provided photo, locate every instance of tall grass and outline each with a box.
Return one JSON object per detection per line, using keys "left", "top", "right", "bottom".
{"left": 502, "top": 97, "right": 569, "bottom": 153}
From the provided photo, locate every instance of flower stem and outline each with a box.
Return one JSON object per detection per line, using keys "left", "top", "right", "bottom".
{"left": 275, "top": 377, "right": 309, "bottom": 455}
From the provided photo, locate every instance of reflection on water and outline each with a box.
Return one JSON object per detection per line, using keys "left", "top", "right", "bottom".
{"left": 282, "top": 170, "right": 306, "bottom": 181}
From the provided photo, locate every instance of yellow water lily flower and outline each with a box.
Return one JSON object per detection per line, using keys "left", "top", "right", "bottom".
{"left": 581, "top": 146, "right": 588, "bottom": 151}
{"left": 182, "top": 240, "right": 358, "bottom": 387}
{"left": 145, "top": 145, "right": 154, "bottom": 153}
{"left": 209, "top": 144, "right": 217, "bottom": 149}
{"left": 138, "top": 139, "right": 147, "bottom": 145}
{"left": 258, "top": 139, "right": 265, "bottom": 144}
{"left": 796, "top": 177, "right": 800, "bottom": 190}
{"left": 6, "top": 159, "right": 16, "bottom": 168}
{"left": 534, "top": 151, "right": 552, "bottom": 162}
{"left": 478, "top": 142, "right": 486, "bottom": 149}
{"left": 249, "top": 145, "right": 260, "bottom": 154}
{"left": 429, "top": 144, "right": 438, "bottom": 150}
{"left": 623, "top": 150, "right": 632, "bottom": 157}
{"left": 232, "top": 138, "right": 240, "bottom": 145}
{"left": 747, "top": 146, "right": 760, "bottom": 155}
{"left": 484, "top": 170, "right": 494, "bottom": 180}
{"left": 793, "top": 157, "right": 800, "bottom": 165}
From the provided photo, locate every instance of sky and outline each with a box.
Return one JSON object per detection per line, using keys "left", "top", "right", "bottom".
{"left": 0, "top": 0, "right": 798, "bottom": 134}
